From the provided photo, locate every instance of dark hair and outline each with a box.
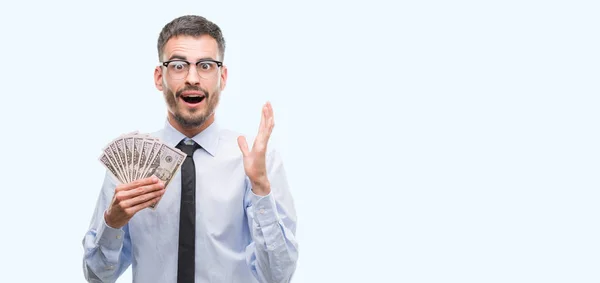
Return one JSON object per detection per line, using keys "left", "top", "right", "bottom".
{"left": 157, "top": 15, "right": 226, "bottom": 61}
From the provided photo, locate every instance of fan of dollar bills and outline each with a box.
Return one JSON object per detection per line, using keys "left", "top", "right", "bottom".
{"left": 98, "top": 131, "right": 186, "bottom": 189}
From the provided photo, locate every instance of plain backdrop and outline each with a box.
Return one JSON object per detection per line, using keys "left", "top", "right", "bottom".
{"left": 0, "top": 0, "right": 598, "bottom": 282}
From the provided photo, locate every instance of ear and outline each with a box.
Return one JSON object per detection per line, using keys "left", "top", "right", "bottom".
{"left": 219, "top": 65, "right": 228, "bottom": 91}
{"left": 154, "top": 66, "right": 164, "bottom": 91}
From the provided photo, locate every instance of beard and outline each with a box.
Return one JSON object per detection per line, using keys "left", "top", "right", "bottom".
{"left": 163, "top": 84, "right": 220, "bottom": 129}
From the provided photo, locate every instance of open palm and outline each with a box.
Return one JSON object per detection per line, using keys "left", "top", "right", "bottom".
{"left": 237, "top": 102, "right": 275, "bottom": 193}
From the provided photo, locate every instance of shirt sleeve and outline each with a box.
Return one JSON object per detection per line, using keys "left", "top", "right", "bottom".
{"left": 244, "top": 149, "right": 299, "bottom": 283}
{"left": 82, "top": 171, "right": 133, "bottom": 283}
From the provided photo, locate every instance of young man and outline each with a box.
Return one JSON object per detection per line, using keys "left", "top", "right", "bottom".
{"left": 82, "top": 15, "right": 299, "bottom": 283}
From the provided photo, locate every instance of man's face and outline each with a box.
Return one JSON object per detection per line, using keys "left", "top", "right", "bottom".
{"left": 154, "top": 35, "right": 227, "bottom": 129}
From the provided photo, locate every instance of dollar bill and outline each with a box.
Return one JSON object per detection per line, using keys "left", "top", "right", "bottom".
{"left": 142, "top": 144, "right": 186, "bottom": 209}
{"left": 140, "top": 141, "right": 162, "bottom": 179}
{"left": 108, "top": 142, "right": 127, "bottom": 183}
{"left": 99, "top": 153, "right": 123, "bottom": 183}
{"left": 115, "top": 138, "right": 129, "bottom": 183}
{"left": 135, "top": 139, "right": 153, "bottom": 180}
{"left": 124, "top": 137, "right": 134, "bottom": 182}
{"left": 103, "top": 146, "right": 126, "bottom": 183}
{"left": 98, "top": 131, "right": 187, "bottom": 209}
{"left": 132, "top": 137, "right": 143, "bottom": 180}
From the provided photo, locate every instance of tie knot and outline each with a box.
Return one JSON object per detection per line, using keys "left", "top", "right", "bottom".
{"left": 176, "top": 138, "right": 201, "bottom": 157}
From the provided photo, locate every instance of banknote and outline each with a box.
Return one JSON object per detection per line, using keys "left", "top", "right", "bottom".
{"left": 98, "top": 132, "right": 186, "bottom": 208}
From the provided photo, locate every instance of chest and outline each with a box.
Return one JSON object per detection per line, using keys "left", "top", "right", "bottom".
{"left": 129, "top": 154, "right": 249, "bottom": 242}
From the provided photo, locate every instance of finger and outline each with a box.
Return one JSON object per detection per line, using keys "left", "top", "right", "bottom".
{"left": 255, "top": 103, "right": 271, "bottom": 147}
{"left": 266, "top": 101, "right": 274, "bottom": 121}
{"left": 120, "top": 187, "right": 165, "bottom": 209}
{"left": 116, "top": 176, "right": 159, "bottom": 192}
{"left": 265, "top": 102, "right": 274, "bottom": 133}
{"left": 237, "top": 136, "right": 250, "bottom": 157}
{"left": 259, "top": 103, "right": 276, "bottom": 146}
{"left": 125, "top": 194, "right": 163, "bottom": 215}
{"left": 265, "top": 116, "right": 274, "bottom": 139}
{"left": 255, "top": 104, "right": 268, "bottom": 143}
{"left": 115, "top": 181, "right": 165, "bottom": 203}
{"left": 262, "top": 102, "right": 270, "bottom": 124}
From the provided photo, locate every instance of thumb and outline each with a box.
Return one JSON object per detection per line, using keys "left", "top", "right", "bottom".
{"left": 237, "top": 136, "right": 250, "bottom": 157}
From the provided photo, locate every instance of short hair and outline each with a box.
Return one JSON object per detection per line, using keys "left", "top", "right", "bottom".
{"left": 157, "top": 15, "right": 226, "bottom": 61}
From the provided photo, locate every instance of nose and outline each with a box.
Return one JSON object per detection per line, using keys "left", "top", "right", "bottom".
{"left": 185, "top": 64, "right": 201, "bottom": 86}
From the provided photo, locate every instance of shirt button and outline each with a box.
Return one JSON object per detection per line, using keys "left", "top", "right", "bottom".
{"left": 116, "top": 235, "right": 121, "bottom": 239}
{"left": 106, "top": 265, "right": 114, "bottom": 270}
{"left": 259, "top": 208, "right": 265, "bottom": 214}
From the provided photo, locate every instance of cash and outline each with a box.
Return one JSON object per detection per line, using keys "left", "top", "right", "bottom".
{"left": 98, "top": 131, "right": 186, "bottom": 208}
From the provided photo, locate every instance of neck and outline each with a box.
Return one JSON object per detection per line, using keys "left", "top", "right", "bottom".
{"left": 167, "top": 114, "right": 215, "bottom": 138}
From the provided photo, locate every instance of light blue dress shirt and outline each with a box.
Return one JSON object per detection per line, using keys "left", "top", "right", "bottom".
{"left": 82, "top": 120, "right": 299, "bottom": 283}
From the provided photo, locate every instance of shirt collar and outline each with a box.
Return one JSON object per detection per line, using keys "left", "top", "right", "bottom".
{"left": 162, "top": 119, "right": 220, "bottom": 157}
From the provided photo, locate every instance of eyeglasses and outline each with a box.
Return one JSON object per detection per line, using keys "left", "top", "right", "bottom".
{"left": 161, "top": 59, "right": 223, "bottom": 80}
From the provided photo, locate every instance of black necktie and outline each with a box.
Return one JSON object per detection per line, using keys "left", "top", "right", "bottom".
{"left": 176, "top": 139, "right": 200, "bottom": 283}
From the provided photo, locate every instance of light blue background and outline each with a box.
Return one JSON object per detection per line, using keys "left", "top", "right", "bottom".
{"left": 0, "top": 0, "right": 598, "bottom": 282}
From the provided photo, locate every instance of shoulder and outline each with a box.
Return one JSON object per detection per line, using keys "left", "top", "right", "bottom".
{"left": 147, "top": 128, "right": 164, "bottom": 139}
{"left": 214, "top": 127, "right": 246, "bottom": 157}
{"left": 214, "top": 126, "right": 281, "bottom": 158}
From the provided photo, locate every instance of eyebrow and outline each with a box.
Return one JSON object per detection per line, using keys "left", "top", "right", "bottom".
{"left": 167, "top": 54, "right": 187, "bottom": 61}
{"left": 167, "top": 55, "right": 218, "bottom": 62}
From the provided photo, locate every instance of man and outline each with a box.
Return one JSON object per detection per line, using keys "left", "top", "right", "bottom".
{"left": 82, "top": 15, "right": 299, "bottom": 283}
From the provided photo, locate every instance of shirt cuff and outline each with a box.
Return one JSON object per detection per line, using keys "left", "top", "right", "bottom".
{"left": 94, "top": 212, "right": 125, "bottom": 250}
{"left": 250, "top": 191, "right": 279, "bottom": 227}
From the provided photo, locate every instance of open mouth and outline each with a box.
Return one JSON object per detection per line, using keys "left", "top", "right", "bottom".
{"left": 180, "top": 95, "right": 206, "bottom": 104}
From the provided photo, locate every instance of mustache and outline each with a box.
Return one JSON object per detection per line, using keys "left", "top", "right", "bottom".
{"left": 175, "top": 86, "right": 209, "bottom": 98}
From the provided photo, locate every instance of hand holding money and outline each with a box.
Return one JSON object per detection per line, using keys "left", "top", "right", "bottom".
{"left": 105, "top": 176, "right": 165, "bottom": 228}
{"left": 98, "top": 131, "right": 187, "bottom": 210}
